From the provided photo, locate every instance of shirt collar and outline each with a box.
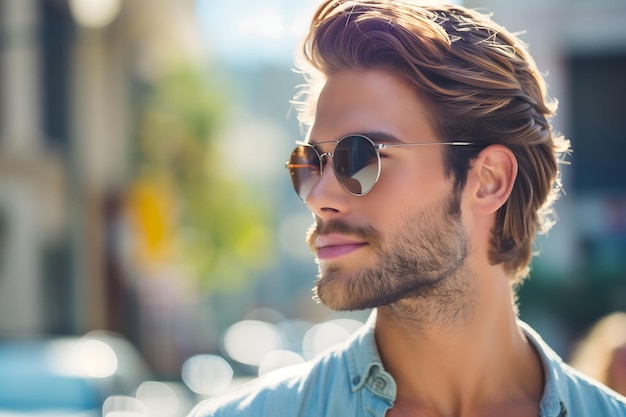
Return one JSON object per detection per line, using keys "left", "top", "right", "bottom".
{"left": 345, "top": 310, "right": 395, "bottom": 400}
{"left": 518, "top": 321, "right": 568, "bottom": 417}
{"left": 345, "top": 311, "right": 568, "bottom": 416}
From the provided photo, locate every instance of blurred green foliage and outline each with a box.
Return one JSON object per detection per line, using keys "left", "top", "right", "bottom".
{"left": 132, "top": 64, "right": 275, "bottom": 291}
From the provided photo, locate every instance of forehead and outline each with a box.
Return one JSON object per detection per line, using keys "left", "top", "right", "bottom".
{"left": 308, "top": 69, "right": 438, "bottom": 144}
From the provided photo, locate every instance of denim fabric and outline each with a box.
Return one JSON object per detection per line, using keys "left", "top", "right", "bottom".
{"left": 188, "top": 311, "right": 626, "bottom": 417}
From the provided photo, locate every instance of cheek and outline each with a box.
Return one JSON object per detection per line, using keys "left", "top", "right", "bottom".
{"left": 358, "top": 153, "right": 452, "bottom": 222}
{"left": 359, "top": 178, "right": 427, "bottom": 231}
{"left": 380, "top": 159, "right": 450, "bottom": 203}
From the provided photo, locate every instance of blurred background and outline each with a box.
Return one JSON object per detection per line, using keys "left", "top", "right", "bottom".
{"left": 0, "top": 0, "right": 624, "bottom": 415}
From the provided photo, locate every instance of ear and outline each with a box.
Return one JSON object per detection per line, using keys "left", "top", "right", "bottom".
{"left": 469, "top": 145, "right": 517, "bottom": 215}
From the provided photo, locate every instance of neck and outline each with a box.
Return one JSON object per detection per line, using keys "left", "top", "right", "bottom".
{"left": 375, "top": 271, "right": 544, "bottom": 417}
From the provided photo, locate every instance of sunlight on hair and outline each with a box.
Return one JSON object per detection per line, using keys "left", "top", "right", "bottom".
{"left": 424, "top": 0, "right": 464, "bottom": 5}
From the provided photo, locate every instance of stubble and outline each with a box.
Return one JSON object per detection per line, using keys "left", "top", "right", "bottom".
{"left": 307, "top": 191, "right": 477, "bottom": 330}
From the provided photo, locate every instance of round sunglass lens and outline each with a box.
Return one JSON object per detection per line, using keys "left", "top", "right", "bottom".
{"left": 333, "top": 135, "right": 380, "bottom": 195}
{"left": 288, "top": 145, "right": 321, "bottom": 201}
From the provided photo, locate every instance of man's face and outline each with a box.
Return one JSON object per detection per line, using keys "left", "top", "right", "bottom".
{"left": 303, "top": 69, "right": 472, "bottom": 312}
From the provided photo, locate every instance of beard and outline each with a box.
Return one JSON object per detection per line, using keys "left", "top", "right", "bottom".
{"left": 306, "top": 190, "right": 474, "bottom": 326}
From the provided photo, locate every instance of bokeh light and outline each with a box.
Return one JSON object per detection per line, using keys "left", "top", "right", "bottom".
{"left": 223, "top": 320, "right": 284, "bottom": 366}
{"left": 68, "top": 0, "right": 122, "bottom": 29}
{"left": 103, "top": 396, "right": 147, "bottom": 417}
{"left": 77, "top": 338, "right": 118, "bottom": 378}
{"left": 45, "top": 337, "right": 118, "bottom": 379}
{"left": 181, "top": 354, "right": 233, "bottom": 396}
{"left": 302, "top": 319, "right": 363, "bottom": 359}
{"left": 258, "top": 349, "right": 305, "bottom": 376}
{"left": 135, "top": 381, "right": 180, "bottom": 417}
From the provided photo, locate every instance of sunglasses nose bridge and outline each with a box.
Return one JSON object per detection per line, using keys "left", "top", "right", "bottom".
{"left": 318, "top": 151, "right": 333, "bottom": 173}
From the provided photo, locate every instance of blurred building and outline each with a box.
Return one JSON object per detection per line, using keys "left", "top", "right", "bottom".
{"left": 0, "top": 0, "right": 204, "bottom": 339}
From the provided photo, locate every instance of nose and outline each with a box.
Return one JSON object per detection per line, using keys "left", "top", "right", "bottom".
{"left": 305, "top": 156, "right": 351, "bottom": 218}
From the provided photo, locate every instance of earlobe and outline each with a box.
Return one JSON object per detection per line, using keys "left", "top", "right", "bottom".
{"left": 471, "top": 145, "right": 518, "bottom": 215}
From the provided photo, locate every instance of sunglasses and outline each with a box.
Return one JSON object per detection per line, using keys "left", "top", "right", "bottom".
{"left": 285, "top": 134, "right": 473, "bottom": 201}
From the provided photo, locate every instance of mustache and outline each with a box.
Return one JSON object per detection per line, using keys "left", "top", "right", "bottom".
{"left": 306, "top": 219, "right": 382, "bottom": 252}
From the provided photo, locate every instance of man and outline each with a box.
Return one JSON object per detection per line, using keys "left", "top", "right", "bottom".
{"left": 188, "top": 1, "right": 626, "bottom": 416}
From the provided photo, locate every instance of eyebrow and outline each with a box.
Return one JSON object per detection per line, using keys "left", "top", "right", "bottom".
{"left": 360, "top": 131, "right": 403, "bottom": 144}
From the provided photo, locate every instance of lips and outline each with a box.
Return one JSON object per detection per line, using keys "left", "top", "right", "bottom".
{"left": 316, "top": 234, "right": 368, "bottom": 260}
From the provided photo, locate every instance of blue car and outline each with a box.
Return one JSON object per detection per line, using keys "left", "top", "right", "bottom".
{"left": 0, "top": 331, "right": 152, "bottom": 416}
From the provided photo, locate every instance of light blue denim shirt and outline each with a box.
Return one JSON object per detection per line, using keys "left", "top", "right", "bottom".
{"left": 188, "top": 310, "right": 626, "bottom": 417}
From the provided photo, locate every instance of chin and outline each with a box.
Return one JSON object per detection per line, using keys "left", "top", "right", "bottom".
{"left": 315, "top": 277, "right": 394, "bottom": 312}
{"left": 314, "top": 270, "right": 359, "bottom": 311}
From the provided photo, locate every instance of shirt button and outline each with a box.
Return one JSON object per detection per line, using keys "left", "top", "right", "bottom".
{"left": 352, "top": 376, "right": 361, "bottom": 385}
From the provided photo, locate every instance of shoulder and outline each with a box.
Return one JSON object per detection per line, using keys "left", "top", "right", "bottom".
{"left": 186, "top": 345, "right": 353, "bottom": 417}
{"left": 519, "top": 321, "right": 626, "bottom": 416}
{"left": 557, "top": 361, "right": 626, "bottom": 415}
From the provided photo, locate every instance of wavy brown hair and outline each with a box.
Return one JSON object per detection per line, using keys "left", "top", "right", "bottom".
{"left": 294, "top": 0, "right": 570, "bottom": 284}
